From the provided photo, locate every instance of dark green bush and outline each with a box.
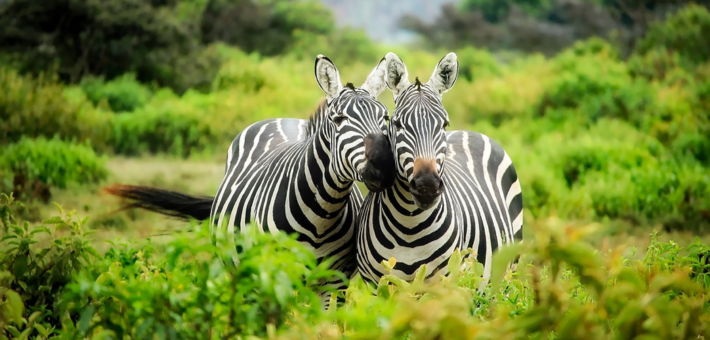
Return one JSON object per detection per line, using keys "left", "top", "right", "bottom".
{"left": 80, "top": 74, "right": 153, "bottom": 113}
{"left": 634, "top": 4, "right": 710, "bottom": 69}
{"left": 0, "top": 137, "right": 108, "bottom": 201}
{"left": 0, "top": 68, "right": 110, "bottom": 148}
{"left": 289, "top": 27, "right": 380, "bottom": 65}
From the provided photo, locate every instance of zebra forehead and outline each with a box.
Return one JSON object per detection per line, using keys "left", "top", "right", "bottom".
{"left": 333, "top": 93, "right": 386, "bottom": 115}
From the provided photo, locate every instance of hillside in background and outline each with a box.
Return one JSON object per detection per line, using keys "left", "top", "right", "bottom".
{"left": 319, "top": 0, "right": 458, "bottom": 43}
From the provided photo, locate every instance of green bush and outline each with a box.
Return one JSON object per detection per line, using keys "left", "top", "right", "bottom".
{"left": 0, "top": 68, "right": 110, "bottom": 148}
{"left": 80, "top": 74, "right": 153, "bottom": 113}
{"left": 0, "top": 194, "right": 99, "bottom": 339}
{"left": 211, "top": 47, "right": 271, "bottom": 93}
{"left": 634, "top": 4, "right": 710, "bottom": 69}
{"left": 61, "top": 224, "right": 340, "bottom": 339}
{"left": 289, "top": 27, "right": 381, "bottom": 66}
{"left": 0, "top": 195, "right": 341, "bottom": 339}
{"left": 0, "top": 137, "right": 108, "bottom": 201}
{"left": 109, "top": 96, "right": 219, "bottom": 157}
{"left": 455, "top": 46, "right": 503, "bottom": 82}
{"left": 538, "top": 50, "right": 632, "bottom": 119}
{"left": 3, "top": 196, "right": 709, "bottom": 339}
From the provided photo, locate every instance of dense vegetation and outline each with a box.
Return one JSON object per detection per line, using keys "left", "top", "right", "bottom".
{"left": 400, "top": 0, "right": 710, "bottom": 56}
{"left": 1, "top": 0, "right": 709, "bottom": 338}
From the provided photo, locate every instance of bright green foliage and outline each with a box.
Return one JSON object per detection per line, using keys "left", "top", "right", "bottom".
{"left": 80, "top": 74, "right": 153, "bottom": 113}
{"left": 0, "top": 194, "right": 99, "bottom": 340}
{"left": 60, "top": 224, "right": 342, "bottom": 339}
{"left": 0, "top": 138, "right": 108, "bottom": 199}
{"left": 1, "top": 196, "right": 709, "bottom": 339}
{"left": 455, "top": 46, "right": 504, "bottom": 82}
{"left": 0, "top": 68, "right": 110, "bottom": 147}
{"left": 108, "top": 92, "right": 220, "bottom": 157}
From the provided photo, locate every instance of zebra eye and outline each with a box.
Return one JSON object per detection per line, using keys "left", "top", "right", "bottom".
{"left": 332, "top": 115, "right": 348, "bottom": 126}
{"left": 442, "top": 121, "right": 449, "bottom": 130}
{"left": 392, "top": 119, "right": 403, "bottom": 130}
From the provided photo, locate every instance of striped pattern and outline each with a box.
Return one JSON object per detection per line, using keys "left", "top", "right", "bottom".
{"left": 356, "top": 52, "right": 524, "bottom": 288}
{"left": 209, "top": 55, "right": 392, "bottom": 307}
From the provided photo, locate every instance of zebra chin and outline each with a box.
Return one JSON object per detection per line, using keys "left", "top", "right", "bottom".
{"left": 411, "top": 194, "right": 441, "bottom": 211}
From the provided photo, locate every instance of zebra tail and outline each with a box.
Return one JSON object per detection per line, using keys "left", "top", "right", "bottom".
{"left": 102, "top": 184, "right": 214, "bottom": 221}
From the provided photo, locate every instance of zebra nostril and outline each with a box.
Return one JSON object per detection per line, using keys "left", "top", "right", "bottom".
{"left": 410, "top": 178, "right": 418, "bottom": 190}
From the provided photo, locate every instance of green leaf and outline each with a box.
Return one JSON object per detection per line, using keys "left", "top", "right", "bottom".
{"left": 1, "top": 234, "right": 17, "bottom": 242}
{"left": 11, "top": 255, "right": 28, "bottom": 280}
{"left": 6, "top": 325, "right": 20, "bottom": 338}
{"left": 19, "top": 328, "right": 32, "bottom": 340}
{"left": 78, "top": 305, "right": 95, "bottom": 335}
{"left": 448, "top": 248, "right": 463, "bottom": 276}
{"left": 414, "top": 264, "right": 428, "bottom": 285}
{"left": 34, "top": 323, "right": 50, "bottom": 336}
{"left": 5, "top": 290, "right": 24, "bottom": 323}
{"left": 489, "top": 243, "right": 524, "bottom": 293}
{"left": 30, "top": 226, "right": 51, "bottom": 235}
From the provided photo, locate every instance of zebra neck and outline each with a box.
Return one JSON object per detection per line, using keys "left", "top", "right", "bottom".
{"left": 296, "top": 128, "right": 354, "bottom": 218}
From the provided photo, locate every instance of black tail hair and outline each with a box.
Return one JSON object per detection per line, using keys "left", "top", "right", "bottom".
{"left": 103, "top": 184, "right": 214, "bottom": 221}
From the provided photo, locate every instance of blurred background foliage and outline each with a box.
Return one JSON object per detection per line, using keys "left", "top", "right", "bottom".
{"left": 2, "top": 0, "right": 706, "bottom": 232}
{"left": 1, "top": 0, "right": 710, "bottom": 338}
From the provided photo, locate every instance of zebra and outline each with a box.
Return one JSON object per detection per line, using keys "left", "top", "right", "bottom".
{"left": 104, "top": 54, "right": 397, "bottom": 307}
{"left": 355, "top": 52, "right": 524, "bottom": 290}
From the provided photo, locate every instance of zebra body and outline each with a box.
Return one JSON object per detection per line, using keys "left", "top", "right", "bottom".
{"left": 356, "top": 52, "right": 523, "bottom": 287}
{"left": 208, "top": 55, "right": 396, "bottom": 302}
{"left": 105, "top": 55, "right": 396, "bottom": 307}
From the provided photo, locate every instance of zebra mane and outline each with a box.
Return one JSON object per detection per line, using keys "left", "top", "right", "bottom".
{"left": 344, "top": 82, "right": 355, "bottom": 90}
{"left": 414, "top": 77, "right": 422, "bottom": 91}
{"left": 306, "top": 99, "right": 329, "bottom": 137}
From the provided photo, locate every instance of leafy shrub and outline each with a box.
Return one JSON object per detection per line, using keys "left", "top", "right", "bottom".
{"left": 109, "top": 97, "right": 219, "bottom": 157}
{"left": 0, "top": 68, "right": 110, "bottom": 147}
{"left": 582, "top": 161, "right": 710, "bottom": 230}
{"left": 538, "top": 50, "right": 631, "bottom": 119}
{"left": 80, "top": 74, "right": 153, "bottom": 113}
{"left": 200, "top": 0, "right": 335, "bottom": 57}
{"left": 634, "top": 4, "right": 710, "bottom": 69}
{"left": 455, "top": 46, "right": 503, "bottom": 82}
{"left": 62, "top": 224, "right": 341, "bottom": 339}
{"left": 0, "top": 137, "right": 108, "bottom": 201}
{"left": 211, "top": 47, "right": 271, "bottom": 93}
{"left": 289, "top": 27, "right": 381, "bottom": 66}
{"left": 0, "top": 194, "right": 99, "bottom": 339}
{"left": 2, "top": 194, "right": 710, "bottom": 339}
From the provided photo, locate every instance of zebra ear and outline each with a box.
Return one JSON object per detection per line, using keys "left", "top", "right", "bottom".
{"left": 383, "top": 52, "right": 410, "bottom": 98}
{"left": 360, "top": 56, "right": 387, "bottom": 98}
{"left": 427, "top": 52, "right": 459, "bottom": 96}
{"left": 315, "top": 54, "right": 344, "bottom": 102}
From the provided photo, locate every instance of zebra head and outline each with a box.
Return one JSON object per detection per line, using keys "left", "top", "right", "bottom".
{"left": 382, "top": 52, "right": 459, "bottom": 210}
{"left": 314, "top": 54, "right": 396, "bottom": 192}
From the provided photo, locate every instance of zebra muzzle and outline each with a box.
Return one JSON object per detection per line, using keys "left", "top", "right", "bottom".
{"left": 362, "top": 133, "right": 396, "bottom": 192}
{"left": 409, "top": 160, "right": 444, "bottom": 209}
